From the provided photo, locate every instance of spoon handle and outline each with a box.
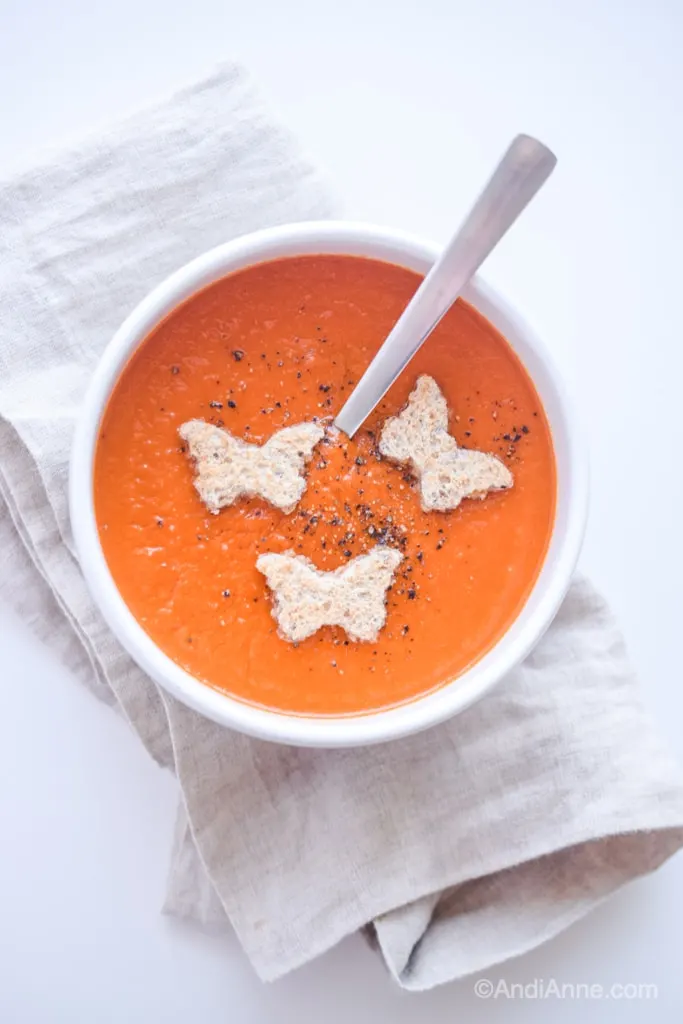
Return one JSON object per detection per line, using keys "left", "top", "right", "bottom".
{"left": 334, "top": 134, "right": 557, "bottom": 437}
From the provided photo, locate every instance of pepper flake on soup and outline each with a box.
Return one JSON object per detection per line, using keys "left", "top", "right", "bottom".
{"left": 257, "top": 546, "right": 403, "bottom": 643}
{"left": 379, "top": 375, "right": 513, "bottom": 511}
{"left": 179, "top": 419, "right": 324, "bottom": 514}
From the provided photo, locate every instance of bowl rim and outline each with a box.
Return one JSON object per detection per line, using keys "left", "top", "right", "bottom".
{"left": 69, "top": 220, "right": 588, "bottom": 747}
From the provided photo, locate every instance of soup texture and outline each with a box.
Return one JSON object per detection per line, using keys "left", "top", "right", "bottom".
{"left": 95, "top": 255, "right": 556, "bottom": 714}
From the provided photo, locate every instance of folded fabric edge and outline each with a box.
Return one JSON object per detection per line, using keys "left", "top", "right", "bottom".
{"left": 162, "top": 801, "right": 231, "bottom": 929}
{"left": 373, "top": 825, "right": 683, "bottom": 992}
{"left": 0, "top": 432, "right": 114, "bottom": 706}
{"left": 237, "top": 814, "right": 683, "bottom": 984}
{"left": 0, "top": 487, "right": 117, "bottom": 706}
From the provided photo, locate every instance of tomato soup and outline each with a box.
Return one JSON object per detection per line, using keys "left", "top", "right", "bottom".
{"left": 94, "top": 255, "right": 556, "bottom": 715}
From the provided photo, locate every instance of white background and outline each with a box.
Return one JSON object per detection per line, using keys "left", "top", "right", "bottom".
{"left": 1, "top": 0, "right": 682, "bottom": 1020}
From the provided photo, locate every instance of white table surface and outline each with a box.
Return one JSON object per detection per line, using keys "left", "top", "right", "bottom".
{"left": 1, "top": 1, "right": 682, "bottom": 1020}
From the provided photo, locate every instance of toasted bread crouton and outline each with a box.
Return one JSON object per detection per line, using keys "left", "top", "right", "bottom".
{"left": 379, "top": 375, "right": 513, "bottom": 512}
{"left": 179, "top": 420, "right": 324, "bottom": 514}
{"left": 256, "top": 546, "right": 403, "bottom": 643}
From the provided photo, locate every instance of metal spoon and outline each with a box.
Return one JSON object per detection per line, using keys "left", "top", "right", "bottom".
{"left": 334, "top": 134, "right": 557, "bottom": 437}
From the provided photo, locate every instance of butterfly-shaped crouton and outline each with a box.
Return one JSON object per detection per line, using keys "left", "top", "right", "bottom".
{"left": 379, "top": 375, "right": 513, "bottom": 512}
{"left": 256, "top": 546, "right": 403, "bottom": 643}
{"left": 179, "top": 420, "right": 324, "bottom": 514}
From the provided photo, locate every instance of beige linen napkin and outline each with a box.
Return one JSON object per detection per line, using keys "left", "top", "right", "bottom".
{"left": 1, "top": 63, "right": 682, "bottom": 991}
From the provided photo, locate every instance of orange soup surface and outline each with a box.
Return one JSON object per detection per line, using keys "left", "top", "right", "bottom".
{"left": 95, "top": 256, "right": 556, "bottom": 715}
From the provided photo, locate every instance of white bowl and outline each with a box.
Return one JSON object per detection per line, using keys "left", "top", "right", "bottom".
{"left": 70, "top": 221, "right": 588, "bottom": 748}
